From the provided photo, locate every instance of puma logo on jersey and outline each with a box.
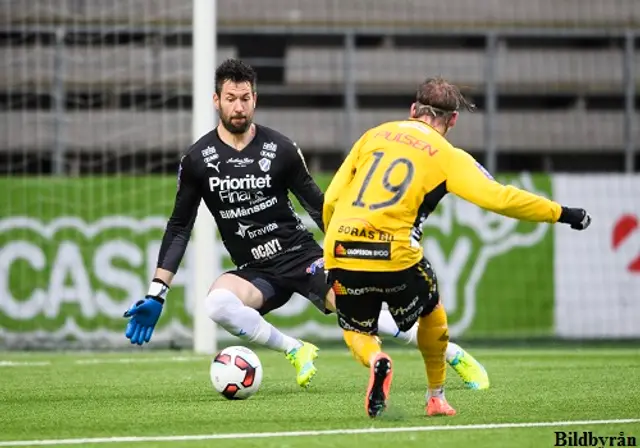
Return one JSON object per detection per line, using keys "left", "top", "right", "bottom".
{"left": 207, "top": 162, "right": 221, "bottom": 173}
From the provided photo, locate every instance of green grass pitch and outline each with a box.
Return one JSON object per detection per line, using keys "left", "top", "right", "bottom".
{"left": 1, "top": 347, "right": 639, "bottom": 447}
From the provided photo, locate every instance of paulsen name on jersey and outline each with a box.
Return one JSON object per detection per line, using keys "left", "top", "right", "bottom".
{"left": 160, "top": 124, "right": 325, "bottom": 271}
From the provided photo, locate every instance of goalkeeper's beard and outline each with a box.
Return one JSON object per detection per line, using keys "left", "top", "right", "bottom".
{"left": 219, "top": 112, "right": 253, "bottom": 135}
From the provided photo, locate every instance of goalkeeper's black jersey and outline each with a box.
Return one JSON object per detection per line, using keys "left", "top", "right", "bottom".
{"left": 156, "top": 124, "right": 324, "bottom": 272}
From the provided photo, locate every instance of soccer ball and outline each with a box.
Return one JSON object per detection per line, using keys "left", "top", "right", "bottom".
{"left": 209, "top": 346, "right": 263, "bottom": 400}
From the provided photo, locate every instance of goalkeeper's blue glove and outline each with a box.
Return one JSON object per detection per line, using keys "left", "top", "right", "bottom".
{"left": 123, "top": 279, "right": 168, "bottom": 346}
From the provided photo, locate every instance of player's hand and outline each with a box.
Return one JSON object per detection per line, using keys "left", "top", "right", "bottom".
{"left": 124, "top": 297, "right": 164, "bottom": 345}
{"left": 558, "top": 207, "right": 592, "bottom": 230}
{"left": 123, "top": 279, "right": 168, "bottom": 345}
{"left": 306, "top": 257, "right": 325, "bottom": 275}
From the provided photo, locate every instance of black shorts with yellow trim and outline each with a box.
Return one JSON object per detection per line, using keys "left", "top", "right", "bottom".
{"left": 327, "top": 258, "right": 440, "bottom": 335}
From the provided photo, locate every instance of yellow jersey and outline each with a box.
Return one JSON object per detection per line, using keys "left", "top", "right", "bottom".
{"left": 323, "top": 119, "right": 562, "bottom": 272}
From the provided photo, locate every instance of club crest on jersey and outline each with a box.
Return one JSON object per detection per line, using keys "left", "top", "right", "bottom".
{"left": 258, "top": 158, "right": 271, "bottom": 172}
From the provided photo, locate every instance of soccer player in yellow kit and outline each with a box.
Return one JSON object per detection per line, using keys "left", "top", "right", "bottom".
{"left": 322, "top": 77, "right": 592, "bottom": 418}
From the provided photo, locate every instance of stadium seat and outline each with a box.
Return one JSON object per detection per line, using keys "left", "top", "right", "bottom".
{"left": 1, "top": 110, "right": 635, "bottom": 153}
{"left": 285, "top": 47, "right": 638, "bottom": 93}
{"left": 256, "top": 110, "right": 633, "bottom": 152}
{"left": 0, "top": 46, "right": 236, "bottom": 89}
{"left": 3, "top": 0, "right": 639, "bottom": 28}
{"left": 2, "top": 0, "right": 637, "bottom": 162}
{"left": 0, "top": 0, "right": 193, "bottom": 26}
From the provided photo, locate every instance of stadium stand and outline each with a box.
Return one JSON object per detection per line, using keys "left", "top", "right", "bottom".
{"left": 3, "top": 0, "right": 639, "bottom": 28}
{"left": 0, "top": 0, "right": 638, "bottom": 173}
{"left": 1, "top": 47, "right": 237, "bottom": 89}
{"left": 2, "top": 110, "right": 635, "bottom": 154}
{"left": 285, "top": 48, "right": 638, "bottom": 93}
{"left": 4, "top": 45, "right": 635, "bottom": 93}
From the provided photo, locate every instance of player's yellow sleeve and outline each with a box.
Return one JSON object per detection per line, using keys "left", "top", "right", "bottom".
{"left": 445, "top": 147, "right": 562, "bottom": 223}
{"left": 323, "top": 146, "right": 358, "bottom": 229}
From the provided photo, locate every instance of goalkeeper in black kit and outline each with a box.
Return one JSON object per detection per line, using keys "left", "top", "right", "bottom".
{"left": 122, "top": 59, "right": 494, "bottom": 392}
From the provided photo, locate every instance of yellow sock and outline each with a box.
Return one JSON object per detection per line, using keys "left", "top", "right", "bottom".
{"left": 417, "top": 304, "right": 449, "bottom": 390}
{"left": 343, "top": 330, "right": 381, "bottom": 368}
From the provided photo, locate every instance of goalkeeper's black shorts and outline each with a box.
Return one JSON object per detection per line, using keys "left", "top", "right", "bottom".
{"left": 227, "top": 242, "right": 332, "bottom": 316}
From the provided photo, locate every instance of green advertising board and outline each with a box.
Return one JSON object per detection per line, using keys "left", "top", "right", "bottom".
{"left": 0, "top": 173, "right": 553, "bottom": 348}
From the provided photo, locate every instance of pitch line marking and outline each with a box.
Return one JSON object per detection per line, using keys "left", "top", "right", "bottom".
{"left": 0, "top": 357, "right": 207, "bottom": 368}
{"left": 73, "top": 356, "right": 206, "bottom": 365}
{"left": 3, "top": 347, "right": 639, "bottom": 368}
{"left": 0, "top": 418, "right": 639, "bottom": 446}
{"left": 0, "top": 361, "right": 51, "bottom": 367}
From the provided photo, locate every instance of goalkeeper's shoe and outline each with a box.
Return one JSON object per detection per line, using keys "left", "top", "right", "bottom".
{"left": 448, "top": 347, "right": 489, "bottom": 390}
{"left": 365, "top": 352, "right": 393, "bottom": 418}
{"left": 285, "top": 341, "right": 319, "bottom": 388}
{"left": 426, "top": 396, "right": 457, "bottom": 417}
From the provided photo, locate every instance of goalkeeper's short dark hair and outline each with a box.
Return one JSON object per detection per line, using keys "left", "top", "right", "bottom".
{"left": 215, "top": 59, "right": 257, "bottom": 95}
